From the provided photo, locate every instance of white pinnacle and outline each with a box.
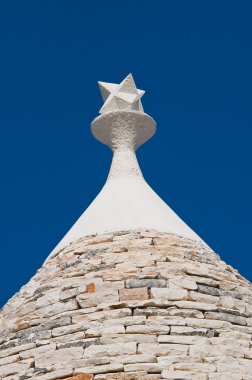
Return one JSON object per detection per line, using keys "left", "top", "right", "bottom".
{"left": 49, "top": 74, "right": 205, "bottom": 258}
{"left": 98, "top": 73, "right": 145, "bottom": 114}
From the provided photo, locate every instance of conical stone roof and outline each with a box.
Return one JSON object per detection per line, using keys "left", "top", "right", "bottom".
{"left": 1, "top": 75, "right": 252, "bottom": 380}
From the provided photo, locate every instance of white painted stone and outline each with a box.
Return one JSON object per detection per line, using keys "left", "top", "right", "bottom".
{"left": 49, "top": 75, "right": 203, "bottom": 257}
{"left": 98, "top": 73, "right": 145, "bottom": 114}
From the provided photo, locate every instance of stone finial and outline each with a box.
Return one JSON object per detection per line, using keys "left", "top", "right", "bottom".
{"left": 98, "top": 73, "right": 145, "bottom": 114}
{"left": 48, "top": 74, "right": 202, "bottom": 257}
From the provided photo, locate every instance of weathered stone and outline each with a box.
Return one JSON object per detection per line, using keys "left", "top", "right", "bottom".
{"left": 77, "top": 289, "right": 119, "bottom": 308}
{"left": 205, "top": 312, "right": 247, "bottom": 326}
{"left": 174, "top": 300, "right": 218, "bottom": 311}
{"left": 1, "top": 230, "right": 252, "bottom": 380}
{"left": 119, "top": 288, "right": 149, "bottom": 301}
{"left": 60, "top": 286, "right": 87, "bottom": 301}
{"left": 52, "top": 323, "right": 89, "bottom": 337}
{"left": 158, "top": 334, "right": 208, "bottom": 345}
{"left": 147, "top": 316, "right": 186, "bottom": 326}
{"left": 32, "top": 368, "right": 74, "bottom": 380}
{"left": 138, "top": 343, "right": 188, "bottom": 356}
{"left": 95, "top": 373, "right": 160, "bottom": 380}
{"left": 124, "top": 363, "right": 164, "bottom": 373}
{"left": 169, "top": 277, "right": 198, "bottom": 290}
{"left": 175, "top": 362, "right": 217, "bottom": 373}
{"left": 188, "top": 290, "right": 219, "bottom": 304}
{"left": 104, "top": 316, "right": 146, "bottom": 327}
{"left": 85, "top": 324, "right": 125, "bottom": 337}
{"left": 0, "top": 362, "right": 32, "bottom": 378}
{"left": 100, "top": 334, "right": 157, "bottom": 344}
{"left": 84, "top": 342, "right": 136, "bottom": 357}
{"left": 35, "top": 347, "right": 83, "bottom": 367}
{"left": 0, "top": 342, "right": 36, "bottom": 359}
{"left": 75, "top": 362, "right": 124, "bottom": 374}
{"left": 126, "top": 324, "right": 170, "bottom": 334}
{"left": 57, "top": 337, "right": 100, "bottom": 349}
{"left": 150, "top": 288, "right": 188, "bottom": 301}
{"left": 198, "top": 284, "right": 221, "bottom": 296}
{"left": 163, "top": 308, "right": 204, "bottom": 319}
{"left": 189, "top": 344, "right": 244, "bottom": 358}
{"left": 65, "top": 375, "right": 94, "bottom": 380}
{"left": 86, "top": 283, "right": 96, "bottom": 293}
{"left": 0, "top": 354, "right": 19, "bottom": 367}
{"left": 162, "top": 370, "right": 207, "bottom": 379}
{"left": 170, "top": 326, "right": 208, "bottom": 336}
{"left": 115, "top": 354, "right": 157, "bottom": 364}
{"left": 125, "top": 279, "right": 166, "bottom": 288}
{"left": 185, "top": 317, "right": 231, "bottom": 329}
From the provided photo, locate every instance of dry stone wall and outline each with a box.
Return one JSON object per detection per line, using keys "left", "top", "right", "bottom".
{"left": 0, "top": 230, "right": 252, "bottom": 380}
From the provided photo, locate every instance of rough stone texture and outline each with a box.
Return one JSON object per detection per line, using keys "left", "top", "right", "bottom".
{"left": 0, "top": 230, "right": 252, "bottom": 380}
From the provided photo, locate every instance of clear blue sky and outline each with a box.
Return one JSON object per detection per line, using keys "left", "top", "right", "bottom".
{"left": 0, "top": 0, "right": 251, "bottom": 307}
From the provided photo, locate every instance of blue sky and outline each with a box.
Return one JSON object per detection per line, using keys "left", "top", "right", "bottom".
{"left": 0, "top": 0, "right": 252, "bottom": 307}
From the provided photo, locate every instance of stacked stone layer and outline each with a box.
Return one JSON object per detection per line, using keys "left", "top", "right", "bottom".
{"left": 0, "top": 231, "right": 252, "bottom": 380}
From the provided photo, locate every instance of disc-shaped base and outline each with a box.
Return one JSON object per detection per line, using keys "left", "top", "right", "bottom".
{"left": 91, "top": 110, "right": 156, "bottom": 151}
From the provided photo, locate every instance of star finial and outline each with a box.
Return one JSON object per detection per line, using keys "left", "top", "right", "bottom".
{"left": 98, "top": 73, "right": 145, "bottom": 114}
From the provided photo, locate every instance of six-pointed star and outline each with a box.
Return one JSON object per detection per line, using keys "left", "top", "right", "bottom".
{"left": 98, "top": 73, "right": 145, "bottom": 114}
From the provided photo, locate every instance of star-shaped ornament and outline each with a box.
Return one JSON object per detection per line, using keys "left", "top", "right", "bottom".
{"left": 98, "top": 73, "right": 145, "bottom": 114}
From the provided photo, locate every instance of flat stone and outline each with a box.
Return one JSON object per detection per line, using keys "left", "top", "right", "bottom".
{"left": 84, "top": 342, "right": 136, "bottom": 357}
{"left": 185, "top": 317, "right": 231, "bottom": 329}
{"left": 0, "top": 342, "right": 36, "bottom": 359}
{"left": 169, "top": 278, "right": 198, "bottom": 290}
{"left": 197, "top": 284, "right": 221, "bottom": 297}
{"left": 170, "top": 326, "right": 208, "bottom": 336}
{"left": 158, "top": 335, "right": 208, "bottom": 345}
{"left": 35, "top": 347, "right": 83, "bottom": 367}
{"left": 188, "top": 290, "right": 219, "bottom": 304}
{"left": 32, "top": 368, "right": 74, "bottom": 380}
{"left": 138, "top": 343, "right": 188, "bottom": 356}
{"left": 205, "top": 312, "right": 247, "bottom": 326}
{"left": 150, "top": 288, "right": 188, "bottom": 301}
{"left": 0, "top": 362, "right": 31, "bottom": 378}
{"left": 57, "top": 337, "right": 99, "bottom": 349}
{"left": 100, "top": 334, "right": 157, "bottom": 344}
{"left": 115, "top": 354, "right": 157, "bottom": 364}
{"left": 65, "top": 376, "right": 93, "bottom": 380}
{"left": 77, "top": 290, "right": 119, "bottom": 308}
{"left": 119, "top": 288, "right": 149, "bottom": 301}
{"left": 95, "top": 373, "right": 161, "bottom": 380}
{"left": 52, "top": 322, "right": 89, "bottom": 337}
{"left": 85, "top": 325, "right": 125, "bottom": 337}
{"left": 126, "top": 324, "right": 170, "bottom": 334}
{"left": 162, "top": 370, "right": 207, "bottom": 379}
{"left": 125, "top": 279, "right": 166, "bottom": 288}
{"left": 75, "top": 362, "right": 123, "bottom": 374}
{"left": 189, "top": 344, "right": 244, "bottom": 358}
{"left": 124, "top": 363, "right": 164, "bottom": 373}
{"left": 104, "top": 316, "right": 146, "bottom": 327}
{"left": 147, "top": 316, "right": 186, "bottom": 326}
{"left": 174, "top": 300, "right": 218, "bottom": 311}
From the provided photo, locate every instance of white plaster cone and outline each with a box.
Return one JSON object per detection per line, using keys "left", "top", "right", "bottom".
{"left": 49, "top": 77, "right": 204, "bottom": 258}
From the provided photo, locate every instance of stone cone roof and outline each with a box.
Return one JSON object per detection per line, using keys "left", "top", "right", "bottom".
{"left": 1, "top": 230, "right": 252, "bottom": 380}
{"left": 1, "top": 75, "right": 252, "bottom": 379}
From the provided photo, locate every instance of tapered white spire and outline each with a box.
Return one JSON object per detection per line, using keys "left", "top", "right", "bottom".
{"left": 49, "top": 74, "right": 203, "bottom": 257}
